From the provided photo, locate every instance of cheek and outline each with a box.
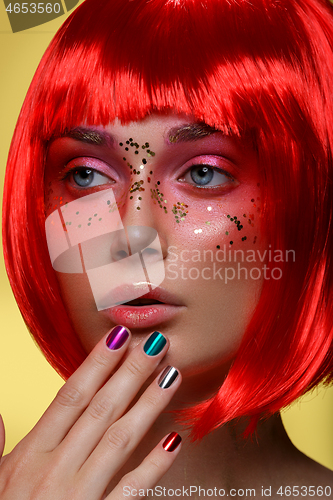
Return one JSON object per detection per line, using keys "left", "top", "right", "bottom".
{"left": 160, "top": 188, "right": 264, "bottom": 367}
{"left": 56, "top": 272, "right": 111, "bottom": 352}
{"left": 45, "top": 181, "right": 64, "bottom": 215}
{"left": 157, "top": 181, "right": 262, "bottom": 252}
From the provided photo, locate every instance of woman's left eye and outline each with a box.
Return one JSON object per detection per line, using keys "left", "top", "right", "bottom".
{"left": 64, "top": 166, "right": 113, "bottom": 189}
{"left": 179, "top": 164, "right": 236, "bottom": 188}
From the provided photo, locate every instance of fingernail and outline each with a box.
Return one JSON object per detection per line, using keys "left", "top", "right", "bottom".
{"left": 106, "top": 326, "right": 129, "bottom": 350}
{"left": 158, "top": 366, "right": 179, "bottom": 389}
{"left": 143, "top": 331, "right": 166, "bottom": 356}
{"left": 163, "top": 432, "right": 182, "bottom": 452}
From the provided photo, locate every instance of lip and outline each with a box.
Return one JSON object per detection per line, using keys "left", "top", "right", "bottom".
{"left": 101, "top": 285, "right": 186, "bottom": 329}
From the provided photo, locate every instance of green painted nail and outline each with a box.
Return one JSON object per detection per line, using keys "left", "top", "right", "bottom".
{"left": 144, "top": 331, "right": 166, "bottom": 356}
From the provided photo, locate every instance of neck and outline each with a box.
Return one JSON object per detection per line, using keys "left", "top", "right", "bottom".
{"left": 106, "top": 410, "right": 302, "bottom": 497}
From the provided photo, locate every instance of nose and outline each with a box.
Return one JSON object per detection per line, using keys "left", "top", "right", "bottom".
{"left": 110, "top": 225, "right": 162, "bottom": 262}
{"left": 110, "top": 174, "right": 168, "bottom": 261}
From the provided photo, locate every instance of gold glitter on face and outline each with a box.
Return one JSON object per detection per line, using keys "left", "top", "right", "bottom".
{"left": 222, "top": 195, "right": 261, "bottom": 246}
{"left": 151, "top": 182, "right": 168, "bottom": 214}
{"left": 172, "top": 201, "right": 189, "bottom": 224}
{"left": 119, "top": 138, "right": 156, "bottom": 210}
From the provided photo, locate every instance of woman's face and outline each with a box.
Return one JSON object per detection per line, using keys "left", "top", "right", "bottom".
{"left": 45, "top": 114, "right": 265, "bottom": 392}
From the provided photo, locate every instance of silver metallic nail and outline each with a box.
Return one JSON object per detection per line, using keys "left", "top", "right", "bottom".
{"left": 158, "top": 366, "right": 179, "bottom": 389}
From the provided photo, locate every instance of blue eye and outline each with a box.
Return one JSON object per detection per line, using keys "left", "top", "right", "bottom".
{"left": 190, "top": 166, "right": 214, "bottom": 186}
{"left": 65, "top": 166, "right": 113, "bottom": 189}
{"left": 73, "top": 168, "right": 95, "bottom": 187}
{"left": 181, "top": 164, "right": 235, "bottom": 188}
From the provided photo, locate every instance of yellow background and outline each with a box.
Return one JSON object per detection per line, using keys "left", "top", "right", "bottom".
{"left": 0, "top": 0, "right": 332, "bottom": 467}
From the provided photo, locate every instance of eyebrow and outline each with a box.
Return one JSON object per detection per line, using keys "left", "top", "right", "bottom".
{"left": 60, "top": 127, "right": 115, "bottom": 146}
{"left": 168, "top": 123, "right": 219, "bottom": 143}
{"left": 57, "top": 123, "right": 218, "bottom": 147}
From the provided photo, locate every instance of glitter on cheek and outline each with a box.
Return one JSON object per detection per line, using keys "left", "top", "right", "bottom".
{"left": 171, "top": 201, "right": 189, "bottom": 223}
{"left": 225, "top": 212, "right": 250, "bottom": 245}
{"left": 223, "top": 195, "right": 261, "bottom": 246}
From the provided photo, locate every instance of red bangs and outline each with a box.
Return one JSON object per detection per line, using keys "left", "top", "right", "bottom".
{"left": 28, "top": 0, "right": 321, "bottom": 140}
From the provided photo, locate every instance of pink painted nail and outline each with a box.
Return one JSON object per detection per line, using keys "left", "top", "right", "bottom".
{"left": 106, "top": 326, "right": 129, "bottom": 350}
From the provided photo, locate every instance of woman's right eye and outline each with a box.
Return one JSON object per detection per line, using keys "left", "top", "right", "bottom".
{"left": 64, "top": 166, "right": 115, "bottom": 189}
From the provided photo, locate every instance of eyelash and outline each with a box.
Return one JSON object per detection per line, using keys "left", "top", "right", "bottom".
{"left": 60, "top": 160, "right": 237, "bottom": 191}
{"left": 60, "top": 162, "right": 115, "bottom": 190}
{"left": 179, "top": 164, "right": 236, "bottom": 189}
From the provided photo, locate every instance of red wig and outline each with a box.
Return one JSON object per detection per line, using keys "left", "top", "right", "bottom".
{"left": 3, "top": 0, "right": 333, "bottom": 439}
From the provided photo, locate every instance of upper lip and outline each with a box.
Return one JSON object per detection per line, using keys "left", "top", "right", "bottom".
{"left": 108, "top": 284, "right": 185, "bottom": 307}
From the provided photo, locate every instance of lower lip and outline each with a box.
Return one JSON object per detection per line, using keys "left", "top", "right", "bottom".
{"left": 104, "top": 304, "right": 185, "bottom": 329}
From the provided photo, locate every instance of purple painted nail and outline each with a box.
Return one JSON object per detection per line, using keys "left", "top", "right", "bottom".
{"left": 106, "top": 326, "right": 129, "bottom": 350}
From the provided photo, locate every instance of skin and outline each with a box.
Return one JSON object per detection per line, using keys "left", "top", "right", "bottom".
{"left": 45, "top": 114, "right": 265, "bottom": 402}
{"left": 0, "top": 114, "right": 332, "bottom": 499}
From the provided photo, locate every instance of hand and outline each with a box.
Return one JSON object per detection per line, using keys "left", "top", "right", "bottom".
{"left": 0, "top": 327, "right": 182, "bottom": 499}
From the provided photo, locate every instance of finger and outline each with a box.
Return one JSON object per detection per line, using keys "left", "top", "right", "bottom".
{"left": 0, "top": 415, "right": 5, "bottom": 462}
{"left": 79, "top": 365, "right": 181, "bottom": 497}
{"left": 23, "top": 326, "right": 131, "bottom": 452}
{"left": 57, "top": 331, "right": 169, "bottom": 470}
{"left": 109, "top": 432, "right": 182, "bottom": 500}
